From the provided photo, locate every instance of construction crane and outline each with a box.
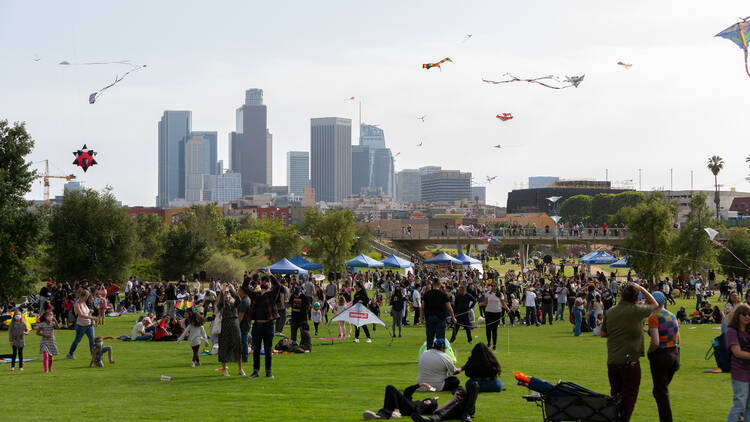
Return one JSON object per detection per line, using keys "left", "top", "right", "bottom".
{"left": 34, "top": 159, "right": 76, "bottom": 205}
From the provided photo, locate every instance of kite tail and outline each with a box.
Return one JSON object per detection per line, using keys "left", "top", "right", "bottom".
{"left": 745, "top": 50, "right": 750, "bottom": 77}
{"left": 713, "top": 239, "right": 750, "bottom": 269}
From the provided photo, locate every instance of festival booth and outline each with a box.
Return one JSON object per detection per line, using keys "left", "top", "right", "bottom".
{"left": 578, "top": 251, "right": 618, "bottom": 265}
{"left": 610, "top": 255, "right": 631, "bottom": 268}
{"left": 424, "top": 252, "right": 462, "bottom": 265}
{"left": 380, "top": 254, "right": 414, "bottom": 275}
{"left": 346, "top": 254, "right": 385, "bottom": 269}
{"left": 263, "top": 258, "right": 308, "bottom": 274}
{"left": 455, "top": 252, "right": 483, "bottom": 275}
{"left": 289, "top": 255, "right": 324, "bottom": 271}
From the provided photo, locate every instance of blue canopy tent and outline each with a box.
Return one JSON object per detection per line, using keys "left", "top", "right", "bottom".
{"left": 455, "top": 252, "right": 481, "bottom": 265}
{"left": 289, "top": 255, "right": 323, "bottom": 271}
{"left": 610, "top": 255, "right": 631, "bottom": 268}
{"left": 424, "top": 252, "right": 462, "bottom": 265}
{"left": 346, "top": 254, "right": 385, "bottom": 268}
{"left": 263, "top": 258, "right": 308, "bottom": 275}
{"left": 381, "top": 254, "right": 414, "bottom": 269}
{"left": 579, "top": 251, "right": 618, "bottom": 265}
{"left": 578, "top": 251, "right": 598, "bottom": 262}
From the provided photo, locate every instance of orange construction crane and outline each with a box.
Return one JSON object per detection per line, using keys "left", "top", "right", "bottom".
{"left": 35, "top": 159, "right": 76, "bottom": 205}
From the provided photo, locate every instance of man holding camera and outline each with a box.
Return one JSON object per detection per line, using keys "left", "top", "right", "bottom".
{"left": 421, "top": 278, "right": 456, "bottom": 349}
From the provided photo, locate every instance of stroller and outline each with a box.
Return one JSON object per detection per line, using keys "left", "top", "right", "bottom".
{"left": 515, "top": 372, "right": 623, "bottom": 422}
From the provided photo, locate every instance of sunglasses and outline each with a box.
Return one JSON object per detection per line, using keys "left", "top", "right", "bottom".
{"left": 741, "top": 313, "right": 750, "bottom": 317}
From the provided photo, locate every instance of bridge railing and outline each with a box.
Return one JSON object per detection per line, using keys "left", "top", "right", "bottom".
{"left": 376, "top": 227, "right": 628, "bottom": 241}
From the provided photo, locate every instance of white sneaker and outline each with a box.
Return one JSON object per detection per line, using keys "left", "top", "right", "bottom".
{"left": 191, "top": 361, "right": 196, "bottom": 367}
{"left": 362, "top": 410, "right": 381, "bottom": 420}
{"left": 221, "top": 369, "right": 230, "bottom": 377}
{"left": 391, "top": 410, "right": 402, "bottom": 418}
{"left": 366, "top": 338, "right": 372, "bottom": 343}
{"left": 353, "top": 338, "right": 360, "bottom": 343}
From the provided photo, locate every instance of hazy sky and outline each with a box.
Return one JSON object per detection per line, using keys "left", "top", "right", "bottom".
{"left": 2, "top": 0, "right": 750, "bottom": 207}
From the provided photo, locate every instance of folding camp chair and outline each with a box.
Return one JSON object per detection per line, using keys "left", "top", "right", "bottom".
{"left": 523, "top": 381, "right": 623, "bottom": 422}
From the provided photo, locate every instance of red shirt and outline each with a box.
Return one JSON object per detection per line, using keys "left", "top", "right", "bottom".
{"left": 106, "top": 284, "right": 120, "bottom": 297}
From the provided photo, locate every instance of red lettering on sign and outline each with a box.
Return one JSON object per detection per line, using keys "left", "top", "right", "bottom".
{"left": 349, "top": 312, "right": 369, "bottom": 319}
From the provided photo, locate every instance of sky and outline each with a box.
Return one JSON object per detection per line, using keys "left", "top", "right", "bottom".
{"left": 1, "top": 0, "right": 749, "bottom": 207}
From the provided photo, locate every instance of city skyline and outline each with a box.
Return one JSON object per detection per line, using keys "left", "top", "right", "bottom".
{"left": 3, "top": 1, "right": 750, "bottom": 206}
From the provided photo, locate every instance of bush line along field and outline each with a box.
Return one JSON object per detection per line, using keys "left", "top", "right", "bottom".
{"left": 2, "top": 297, "right": 728, "bottom": 421}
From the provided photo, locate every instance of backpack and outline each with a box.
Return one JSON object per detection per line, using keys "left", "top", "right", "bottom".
{"left": 705, "top": 333, "right": 731, "bottom": 373}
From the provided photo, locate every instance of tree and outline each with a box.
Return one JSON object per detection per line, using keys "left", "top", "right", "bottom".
{"left": 717, "top": 229, "right": 750, "bottom": 280}
{"left": 671, "top": 192, "right": 716, "bottom": 276}
{"left": 621, "top": 192, "right": 677, "bottom": 283}
{"left": 48, "top": 188, "right": 137, "bottom": 281}
{"left": 0, "top": 120, "right": 45, "bottom": 297}
{"left": 266, "top": 226, "right": 302, "bottom": 262}
{"left": 204, "top": 251, "right": 245, "bottom": 281}
{"left": 707, "top": 155, "right": 724, "bottom": 221}
{"left": 591, "top": 193, "right": 616, "bottom": 226}
{"left": 229, "top": 229, "right": 270, "bottom": 257}
{"left": 158, "top": 224, "right": 210, "bottom": 280}
{"left": 223, "top": 216, "right": 241, "bottom": 238}
{"left": 559, "top": 195, "right": 592, "bottom": 224}
{"left": 180, "top": 203, "right": 226, "bottom": 250}
{"left": 301, "top": 209, "right": 365, "bottom": 272}
{"left": 133, "top": 213, "right": 166, "bottom": 259}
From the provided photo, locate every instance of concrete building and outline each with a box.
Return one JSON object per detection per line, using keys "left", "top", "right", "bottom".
{"left": 507, "top": 180, "right": 632, "bottom": 214}
{"left": 184, "top": 135, "right": 210, "bottom": 202}
{"left": 359, "top": 123, "right": 385, "bottom": 149}
{"left": 529, "top": 176, "right": 559, "bottom": 189}
{"left": 311, "top": 117, "right": 352, "bottom": 203}
{"left": 203, "top": 171, "right": 242, "bottom": 203}
{"left": 396, "top": 166, "right": 442, "bottom": 202}
{"left": 232, "top": 88, "right": 272, "bottom": 195}
{"left": 286, "top": 151, "right": 310, "bottom": 197}
{"left": 190, "top": 131, "right": 218, "bottom": 175}
{"left": 157, "top": 110, "right": 191, "bottom": 207}
{"left": 471, "top": 186, "right": 486, "bottom": 203}
{"left": 421, "top": 170, "right": 472, "bottom": 202}
{"left": 664, "top": 189, "right": 750, "bottom": 223}
{"left": 351, "top": 145, "right": 371, "bottom": 195}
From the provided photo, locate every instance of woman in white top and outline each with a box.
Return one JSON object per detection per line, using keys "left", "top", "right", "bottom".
{"left": 481, "top": 283, "right": 509, "bottom": 350}
{"left": 67, "top": 289, "right": 97, "bottom": 359}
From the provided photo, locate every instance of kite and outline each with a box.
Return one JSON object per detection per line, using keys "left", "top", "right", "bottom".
{"left": 422, "top": 58, "right": 452, "bottom": 71}
{"left": 617, "top": 61, "right": 632, "bottom": 69}
{"left": 493, "top": 144, "right": 502, "bottom": 148}
{"left": 345, "top": 96, "right": 356, "bottom": 101}
{"left": 394, "top": 152, "right": 401, "bottom": 158}
{"left": 58, "top": 60, "right": 147, "bottom": 103}
{"left": 496, "top": 113, "right": 513, "bottom": 121}
{"left": 88, "top": 64, "right": 146, "bottom": 104}
{"left": 73, "top": 144, "right": 98, "bottom": 172}
{"left": 176, "top": 300, "right": 195, "bottom": 311}
{"left": 3, "top": 311, "right": 37, "bottom": 331}
{"left": 417, "top": 141, "right": 423, "bottom": 147}
{"left": 417, "top": 115, "right": 426, "bottom": 122}
{"left": 461, "top": 34, "right": 473, "bottom": 43}
{"left": 482, "top": 73, "right": 585, "bottom": 89}
{"left": 716, "top": 17, "right": 750, "bottom": 77}
{"left": 486, "top": 176, "right": 497, "bottom": 183}
{"left": 705, "top": 228, "right": 750, "bottom": 269}
{"left": 33, "top": 55, "right": 40, "bottom": 62}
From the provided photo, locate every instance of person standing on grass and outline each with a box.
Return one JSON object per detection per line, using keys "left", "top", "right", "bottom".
{"left": 726, "top": 303, "right": 750, "bottom": 421}
{"left": 524, "top": 287, "right": 538, "bottom": 326}
{"left": 412, "top": 284, "right": 422, "bottom": 326}
{"left": 217, "top": 283, "right": 243, "bottom": 377}
{"left": 481, "top": 283, "right": 508, "bottom": 350}
{"left": 237, "top": 285, "right": 252, "bottom": 364}
{"left": 600, "top": 281, "right": 659, "bottom": 422}
{"left": 353, "top": 282, "right": 373, "bottom": 343}
{"left": 449, "top": 284, "right": 474, "bottom": 345}
{"left": 248, "top": 269, "right": 281, "bottom": 378}
{"left": 647, "top": 292, "right": 680, "bottom": 422}
{"left": 8, "top": 313, "right": 28, "bottom": 372}
{"left": 422, "top": 278, "right": 456, "bottom": 349}
{"left": 177, "top": 312, "right": 209, "bottom": 367}
{"left": 67, "top": 289, "right": 97, "bottom": 360}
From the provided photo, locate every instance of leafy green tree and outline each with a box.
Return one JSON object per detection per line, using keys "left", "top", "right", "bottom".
{"left": 229, "top": 229, "right": 270, "bottom": 256}
{"left": 559, "top": 195, "right": 592, "bottom": 224}
{"left": 612, "top": 191, "right": 646, "bottom": 211}
{"left": 204, "top": 251, "right": 245, "bottom": 281}
{"left": 158, "top": 224, "right": 210, "bottom": 280}
{"left": 0, "top": 120, "right": 45, "bottom": 297}
{"left": 180, "top": 203, "right": 226, "bottom": 250}
{"left": 717, "top": 229, "right": 750, "bottom": 280}
{"left": 591, "top": 193, "right": 616, "bottom": 225}
{"left": 351, "top": 225, "right": 373, "bottom": 255}
{"left": 133, "top": 213, "right": 166, "bottom": 259}
{"left": 48, "top": 188, "right": 137, "bottom": 281}
{"left": 621, "top": 192, "right": 677, "bottom": 283}
{"left": 301, "top": 209, "right": 368, "bottom": 272}
{"left": 707, "top": 155, "right": 724, "bottom": 221}
{"left": 671, "top": 192, "right": 716, "bottom": 275}
{"left": 223, "top": 216, "right": 241, "bottom": 238}
{"left": 266, "top": 225, "right": 302, "bottom": 263}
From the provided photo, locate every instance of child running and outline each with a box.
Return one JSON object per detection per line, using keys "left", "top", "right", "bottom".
{"left": 335, "top": 295, "right": 349, "bottom": 338}
{"left": 311, "top": 302, "right": 322, "bottom": 336}
{"left": 8, "top": 313, "right": 28, "bottom": 372}
{"left": 36, "top": 311, "right": 59, "bottom": 373}
{"left": 177, "top": 312, "right": 209, "bottom": 367}
{"left": 89, "top": 336, "right": 115, "bottom": 368}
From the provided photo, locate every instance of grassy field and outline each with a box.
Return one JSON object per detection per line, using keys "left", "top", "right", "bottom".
{"left": 1, "top": 296, "right": 730, "bottom": 421}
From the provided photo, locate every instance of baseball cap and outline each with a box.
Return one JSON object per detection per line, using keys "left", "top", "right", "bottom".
{"left": 433, "top": 338, "right": 447, "bottom": 349}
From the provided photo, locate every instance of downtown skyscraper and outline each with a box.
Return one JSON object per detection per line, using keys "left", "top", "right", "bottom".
{"left": 357, "top": 123, "right": 394, "bottom": 198}
{"left": 229, "top": 88, "right": 272, "bottom": 195}
{"left": 286, "top": 151, "right": 310, "bottom": 197}
{"left": 157, "top": 110, "right": 191, "bottom": 207}
{"left": 311, "top": 117, "right": 351, "bottom": 203}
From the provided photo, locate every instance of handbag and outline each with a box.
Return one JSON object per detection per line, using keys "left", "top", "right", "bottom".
{"left": 211, "top": 313, "right": 222, "bottom": 336}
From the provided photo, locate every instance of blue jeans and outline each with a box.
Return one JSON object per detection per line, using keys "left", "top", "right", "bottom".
{"left": 251, "top": 321, "right": 274, "bottom": 373}
{"left": 68, "top": 323, "right": 95, "bottom": 356}
{"left": 573, "top": 308, "right": 582, "bottom": 337}
{"left": 525, "top": 306, "right": 537, "bottom": 325}
{"left": 135, "top": 334, "right": 153, "bottom": 341}
{"left": 425, "top": 315, "right": 446, "bottom": 349}
{"left": 240, "top": 330, "right": 249, "bottom": 362}
{"left": 467, "top": 377, "right": 503, "bottom": 393}
{"left": 556, "top": 302, "right": 565, "bottom": 321}
{"left": 696, "top": 294, "right": 702, "bottom": 311}
{"left": 728, "top": 378, "right": 750, "bottom": 422}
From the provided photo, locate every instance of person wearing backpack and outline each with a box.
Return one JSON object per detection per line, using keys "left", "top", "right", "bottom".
{"left": 647, "top": 292, "right": 680, "bottom": 422}
{"left": 727, "top": 303, "right": 750, "bottom": 421}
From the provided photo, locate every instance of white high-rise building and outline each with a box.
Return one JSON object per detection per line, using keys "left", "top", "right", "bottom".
{"left": 311, "top": 117, "right": 351, "bottom": 202}
{"left": 287, "top": 151, "right": 310, "bottom": 196}
{"left": 157, "top": 110, "right": 191, "bottom": 207}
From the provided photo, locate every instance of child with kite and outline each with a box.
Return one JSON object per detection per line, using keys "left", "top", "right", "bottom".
{"left": 8, "top": 313, "right": 29, "bottom": 372}
{"left": 36, "top": 311, "right": 60, "bottom": 373}
{"left": 177, "top": 312, "right": 210, "bottom": 367}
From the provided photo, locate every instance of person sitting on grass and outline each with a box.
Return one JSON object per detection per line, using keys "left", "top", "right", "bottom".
{"left": 461, "top": 342, "right": 502, "bottom": 393}
{"left": 676, "top": 307, "right": 688, "bottom": 324}
{"left": 362, "top": 383, "right": 439, "bottom": 420}
{"left": 417, "top": 338, "right": 463, "bottom": 392}
{"left": 700, "top": 301, "right": 714, "bottom": 324}
{"left": 410, "top": 381, "right": 479, "bottom": 422}
{"left": 130, "top": 317, "right": 153, "bottom": 341}
{"left": 89, "top": 336, "right": 115, "bottom": 368}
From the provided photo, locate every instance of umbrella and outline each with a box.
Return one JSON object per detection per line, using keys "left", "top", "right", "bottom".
{"left": 331, "top": 303, "right": 385, "bottom": 328}
{"left": 381, "top": 254, "right": 414, "bottom": 269}
{"left": 455, "top": 252, "right": 481, "bottom": 265}
{"left": 424, "top": 252, "right": 462, "bottom": 265}
{"left": 346, "top": 254, "right": 385, "bottom": 268}
{"left": 263, "top": 258, "right": 308, "bottom": 274}
{"left": 579, "top": 251, "right": 618, "bottom": 265}
{"left": 289, "top": 255, "right": 323, "bottom": 271}
{"left": 610, "top": 255, "right": 631, "bottom": 268}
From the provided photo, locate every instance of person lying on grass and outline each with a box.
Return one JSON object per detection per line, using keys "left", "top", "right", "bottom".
{"left": 363, "top": 383, "right": 439, "bottom": 420}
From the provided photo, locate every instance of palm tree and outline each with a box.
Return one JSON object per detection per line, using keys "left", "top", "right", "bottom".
{"left": 707, "top": 155, "right": 724, "bottom": 221}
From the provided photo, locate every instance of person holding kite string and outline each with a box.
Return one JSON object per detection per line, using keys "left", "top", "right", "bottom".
{"left": 353, "top": 282, "right": 373, "bottom": 343}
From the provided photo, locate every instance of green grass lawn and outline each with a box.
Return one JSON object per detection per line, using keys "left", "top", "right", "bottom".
{"left": 2, "top": 298, "right": 729, "bottom": 421}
